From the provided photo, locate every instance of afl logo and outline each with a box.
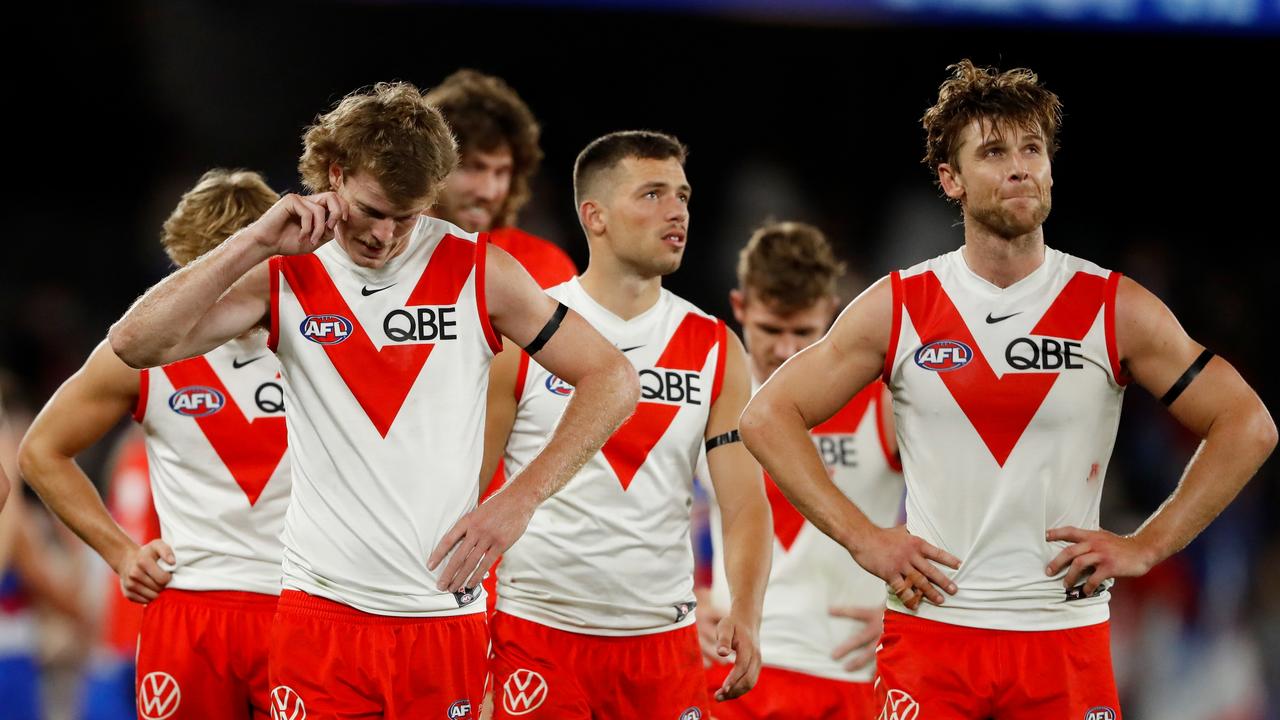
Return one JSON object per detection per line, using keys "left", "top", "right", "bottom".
{"left": 1084, "top": 708, "right": 1116, "bottom": 720}
{"left": 914, "top": 340, "right": 973, "bottom": 372}
{"left": 168, "top": 386, "right": 224, "bottom": 417}
{"left": 544, "top": 374, "right": 574, "bottom": 397}
{"left": 300, "top": 314, "right": 353, "bottom": 345}
{"left": 679, "top": 708, "right": 703, "bottom": 720}
{"left": 446, "top": 699, "right": 474, "bottom": 719}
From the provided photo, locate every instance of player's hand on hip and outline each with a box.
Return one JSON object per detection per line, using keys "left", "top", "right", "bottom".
{"left": 828, "top": 604, "right": 884, "bottom": 671}
{"left": 427, "top": 484, "right": 538, "bottom": 593}
{"left": 713, "top": 609, "right": 762, "bottom": 701}
{"left": 245, "top": 192, "right": 347, "bottom": 257}
{"left": 854, "top": 525, "right": 960, "bottom": 611}
{"left": 695, "top": 601, "right": 729, "bottom": 667}
{"left": 1045, "top": 526, "right": 1156, "bottom": 597}
{"left": 114, "top": 539, "right": 175, "bottom": 604}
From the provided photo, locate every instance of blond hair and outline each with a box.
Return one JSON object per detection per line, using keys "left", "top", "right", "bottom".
{"left": 299, "top": 82, "right": 458, "bottom": 209}
{"left": 161, "top": 169, "right": 277, "bottom": 267}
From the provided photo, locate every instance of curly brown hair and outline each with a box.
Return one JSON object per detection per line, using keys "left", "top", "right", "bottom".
{"left": 298, "top": 82, "right": 458, "bottom": 209}
{"left": 922, "top": 59, "right": 1062, "bottom": 186}
{"left": 738, "top": 220, "right": 846, "bottom": 314}
{"left": 425, "top": 70, "right": 543, "bottom": 228}
{"left": 161, "top": 169, "right": 278, "bottom": 267}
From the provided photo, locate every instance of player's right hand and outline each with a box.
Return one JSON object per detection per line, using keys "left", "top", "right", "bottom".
{"left": 245, "top": 192, "right": 348, "bottom": 257}
{"left": 852, "top": 525, "right": 960, "bottom": 611}
{"left": 114, "top": 539, "right": 175, "bottom": 604}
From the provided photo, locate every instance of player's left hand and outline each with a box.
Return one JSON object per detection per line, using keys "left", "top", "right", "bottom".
{"left": 712, "top": 608, "right": 761, "bottom": 701}
{"left": 1044, "top": 526, "right": 1157, "bottom": 596}
{"left": 828, "top": 605, "right": 884, "bottom": 671}
{"left": 427, "top": 484, "right": 538, "bottom": 593}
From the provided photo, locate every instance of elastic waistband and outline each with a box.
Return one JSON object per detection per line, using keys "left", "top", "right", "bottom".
{"left": 152, "top": 588, "right": 279, "bottom": 613}
{"left": 277, "top": 590, "right": 487, "bottom": 626}
{"left": 885, "top": 609, "right": 1109, "bottom": 636}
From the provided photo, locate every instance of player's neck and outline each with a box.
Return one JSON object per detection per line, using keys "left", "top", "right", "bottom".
{"left": 961, "top": 224, "right": 1046, "bottom": 289}
{"left": 579, "top": 262, "right": 663, "bottom": 321}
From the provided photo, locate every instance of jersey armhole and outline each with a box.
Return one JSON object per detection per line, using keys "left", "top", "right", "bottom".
{"left": 872, "top": 385, "right": 902, "bottom": 472}
{"left": 132, "top": 369, "right": 149, "bottom": 423}
{"left": 475, "top": 234, "right": 504, "bottom": 356}
{"left": 514, "top": 351, "right": 531, "bottom": 403}
{"left": 883, "top": 271, "right": 903, "bottom": 385}
{"left": 267, "top": 255, "right": 282, "bottom": 353}
{"left": 710, "top": 318, "right": 728, "bottom": 406}
{"left": 1104, "top": 271, "right": 1130, "bottom": 386}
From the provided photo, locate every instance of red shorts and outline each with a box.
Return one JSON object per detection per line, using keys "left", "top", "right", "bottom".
{"left": 135, "top": 588, "right": 276, "bottom": 720}
{"left": 704, "top": 663, "right": 874, "bottom": 720}
{"left": 874, "top": 611, "right": 1121, "bottom": 720}
{"left": 268, "top": 590, "right": 487, "bottom": 720}
{"left": 489, "top": 611, "right": 710, "bottom": 719}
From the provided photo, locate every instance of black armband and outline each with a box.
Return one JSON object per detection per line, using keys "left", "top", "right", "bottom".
{"left": 523, "top": 302, "right": 569, "bottom": 356}
{"left": 1159, "top": 349, "right": 1214, "bottom": 406}
{"left": 705, "top": 429, "right": 741, "bottom": 452}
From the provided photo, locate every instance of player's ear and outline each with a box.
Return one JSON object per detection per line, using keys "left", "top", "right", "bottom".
{"left": 580, "top": 199, "right": 606, "bottom": 236}
{"left": 938, "top": 163, "right": 964, "bottom": 201}
{"left": 729, "top": 289, "right": 747, "bottom": 326}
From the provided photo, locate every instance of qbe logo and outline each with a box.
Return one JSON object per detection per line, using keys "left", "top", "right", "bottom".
{"left": 1084, "top": 707, "right": 1117, "bottom": 720}
{"left": 137, "top": 672, "right": 181, "bottom": 720}
{"left": 502, "top": 668, "right": 549, "bottom": 715}
{"left": 270, "top": 686, "right": 306, "bottom": 720}
{"left": 878, "top": 689, "right": 919, "bottom": 720}
{"left": 914, "top": 340, "right": 972, "bottom": 372}
{"left": 300, "top": 314, "right": 353, "bottom": 345}
{"left": 678, "top": 707, "right": 703, "bottom": 720}
{"left": 168, "top": 386, "right": 224, "bottom": 417}
{"left": 446, "top": 698, "right": 473, "bottom": 719}
{"left": 545, "top": 374, "right": 574, "bottom": 397}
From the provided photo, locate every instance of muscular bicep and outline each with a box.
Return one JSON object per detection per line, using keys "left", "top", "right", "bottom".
{"left": 755, "top": 277, "right": 892, "bottom": 429}
{"left": 23, "top": 341, "right": 141, "bottom": 461}
{"left": 1118, "top": 276, "right": 1259, "bottom": 437}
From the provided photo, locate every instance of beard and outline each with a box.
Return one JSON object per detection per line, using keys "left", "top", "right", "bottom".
{"left": 969, "top": 192, "right": 1052, "bottom": 239}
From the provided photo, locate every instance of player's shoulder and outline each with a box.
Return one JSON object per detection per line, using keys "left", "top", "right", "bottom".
{"left": 898, "top": 248, "right": 962, "bottom": 279}
{"left": 1048, "top": 246, "right": 1112, "bottom": 280}
{"left": 662, "top": 288, "right": 722, "bottom": 325}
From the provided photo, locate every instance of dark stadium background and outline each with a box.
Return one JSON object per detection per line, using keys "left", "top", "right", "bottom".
{"left": 2, "top": 2, "right": 1276, "bottom": 718}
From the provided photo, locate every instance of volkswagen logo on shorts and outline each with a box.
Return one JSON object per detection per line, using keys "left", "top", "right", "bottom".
{"left": 137, "top": 672, "right": 181, "bottom": 720}
{"left": 1084, "top": 708, "right": 1117, "bottom": 720}
{"left": 678, "top": 708, "right": 703, "bottom": 720}
{"left": 544, "top": 374, "right": 574, "bottom": 397}
{"left": 879, "top": 689, "right": 919, "bottom": 720}
{"left": 502, "top": 669, "right": 548, "bottom": 715}
{"left": 300, "top": 314, "right": 353, "bottom": 344}
{"left": 914, "top": 340, "right": 973, "bottom": 372}
{"left": 168, "top": 386, "right": 224, "bottom": 417}
{"left": 446, "top": 699, "right": 474, "bottom": 719}
{"left": 270, "top": 686, "right": 306, "bottom": 720}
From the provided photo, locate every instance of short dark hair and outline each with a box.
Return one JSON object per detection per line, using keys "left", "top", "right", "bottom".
{"left": 425, "top": 70, "right": 543, "bottom": 227}
{"left": 573, "top": 130, "right": 687, "bottom": 207}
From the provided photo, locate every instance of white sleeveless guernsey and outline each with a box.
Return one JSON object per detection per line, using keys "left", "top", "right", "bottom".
{"left": 269, "top": 216, "right": 501, "bottom": 617}
{"left": 885, "top": 246, "right": 1127, "bottom": 630}
{"left": 704, "top": 382, "right": 903, "bottom": 682}
{"left": 498, "top": 278, "right": 728, "bottom": 635}
{"left": 136, "top": 334, "right": 290, "bottom": 595}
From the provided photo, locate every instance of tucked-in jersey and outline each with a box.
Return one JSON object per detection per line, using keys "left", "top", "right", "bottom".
{"left": 488, "top": 227, "right": 577, "bottom": 290}
{"left": 498, "top": 278, "right": 727, "bottom": 635}
{"left": 705, "top": 382, "right": 903, "bottom": 682}
{"left": 885, "top": 247, "right": 1126, "bottom": 630}
{"left": 136, "top": 333, "right": 289, "bottom": 595}
{"left": 269, "top": 217, "right": 501, "bottom": 617}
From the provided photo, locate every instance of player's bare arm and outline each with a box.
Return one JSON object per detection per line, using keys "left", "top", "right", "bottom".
{"left": 429, "top": 245, "right": 639, "bottom": 592}
{"left": 705, "top": 329, "right": 770, "bottom": 701}
{"left": 17, "top": 340, "right": 176, "bottom": 603}
{"left": 1047, "top": 277, "right": 1276, "bottom": 594}
{"left": 741, "top": 277, "right": 960, "bottom": 611}
{"left": 109, "top": 193, "right": 347, "bottom": 368}
{"left": 477, "top": 335, "right": 521, "bottom": 499}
